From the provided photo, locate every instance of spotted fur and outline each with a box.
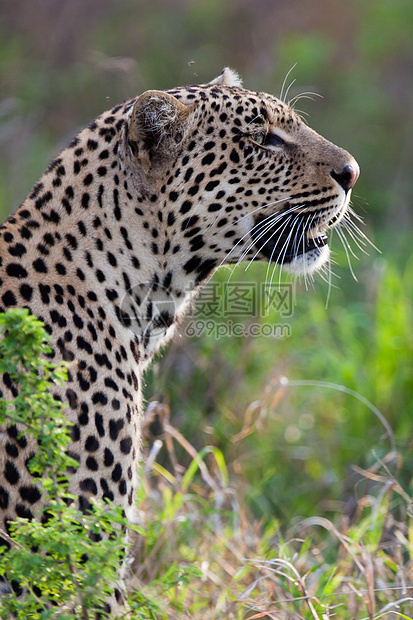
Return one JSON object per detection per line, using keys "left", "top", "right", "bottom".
{"left": 0, "top": 68, "right": 359, "bottom": 608}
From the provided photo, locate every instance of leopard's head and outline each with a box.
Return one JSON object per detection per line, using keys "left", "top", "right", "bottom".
{"left": 126, "top": 68, "right": 359, "bottom": 280}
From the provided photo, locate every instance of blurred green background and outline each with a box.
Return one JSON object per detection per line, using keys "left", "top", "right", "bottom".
{"left": 1, "top": 0, "right": 413, "bottom": 522}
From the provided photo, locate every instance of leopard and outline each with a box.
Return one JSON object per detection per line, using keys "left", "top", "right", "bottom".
{"left": 0, "top": 68, "right": 359, "bottom": 612}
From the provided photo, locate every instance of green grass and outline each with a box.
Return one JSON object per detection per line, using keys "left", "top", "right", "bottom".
{"left": 135, "top": 398, "right": 413, "bottom": 619}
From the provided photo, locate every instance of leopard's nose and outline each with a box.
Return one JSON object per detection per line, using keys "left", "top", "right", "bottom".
{"left": 331, "top": 162, "right": 360, "bottom": 192}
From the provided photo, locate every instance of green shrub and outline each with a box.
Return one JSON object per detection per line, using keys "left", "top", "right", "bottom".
{"left": 0, "top": 309, "right": 132, "bottom": 619}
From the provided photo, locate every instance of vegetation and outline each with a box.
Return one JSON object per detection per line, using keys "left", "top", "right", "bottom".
{"left": 0, "top": 1, "right": 413, "bottom": 617}
{"left": 0, "top": 309, "right": 133, "bottom": 618}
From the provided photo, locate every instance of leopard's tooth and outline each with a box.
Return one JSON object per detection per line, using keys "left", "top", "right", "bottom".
{"left": 306, "top": 223, "right": 328, "bottom": 240}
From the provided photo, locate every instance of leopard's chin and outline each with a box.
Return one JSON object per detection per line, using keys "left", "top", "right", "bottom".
{"left": 284, "top": 243, "right": 330, "bottom": 275}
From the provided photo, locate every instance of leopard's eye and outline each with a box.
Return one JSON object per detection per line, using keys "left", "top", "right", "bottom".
{"left": 250, "top": 131, "right": 286, "bottom": 148}
{"left": 252, "top": 132, "right": 266, "bottom": 145}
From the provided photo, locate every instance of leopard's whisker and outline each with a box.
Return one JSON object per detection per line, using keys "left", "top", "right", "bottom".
{"left": 279, "top": 63, "right": 297, "bottom": 102}
{"left": 340, "top": 220, "right": 370, "bottom": 255}
{"left": 282, "top": 212, "right": 310, "bottom": 289}
{"left": 342, "top": 221, "right": 369, "bottom": 247}
{"left": 266, "top": 213, "right": 301, "bottom": 293}
{"left": 218, "top": 210, "right": 295, "bottom": 294}
{"left": 335, "top": 227, "right": 358, "bottom": 281}
{"left": 277, "top": 214, "right": 303, "bottom": 290}
{"left": 336, "top": 224, "right": 360, "bottom": 260}
{"left": 292, "top": 212, "right": 314, "bottom": 291}
{"left": 247, "top": 214, "right": 296, "bottom": 285}
{"left": 283, "top": 78, "right": 296, "bottom": 105}
{"left": 200, "top": 207, "right": 295, "bottom": 293}
{"left": 324, "top": 230, "right": 333, "bottom": 307}
{"left": 347, "top": 205, "right": 367, "bottom": 225}
{"left": 224, "top": 211, "right": 296, "bottom": 292}
{"left": 243, "top": 209, "right": 298, "bottom": 269}
{"left": 210, "top": 195, "right": 293, "bottom": 236}
{"left": 289, "top": 92, "right": 322, "bottom": 107}
{"left": 343, "top": 212, "right": 380, "bottom": 252}
{"left": 261, "top": 213, "right": 298, "bottom": 290}
{"left": 222, "top": 203, "right": 298, "bottom": 267}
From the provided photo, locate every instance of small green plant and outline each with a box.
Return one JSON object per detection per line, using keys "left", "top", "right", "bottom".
{"left": 0, "top": 308, "right": 73, "bottom": 487}
{"left": 0, "top": 309, "right": 132, "bottom": 619}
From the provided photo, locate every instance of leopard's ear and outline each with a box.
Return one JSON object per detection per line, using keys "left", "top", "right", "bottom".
{"left": 209, "top": 67, "right": 242, "bottom": 87}
{"left": 128, "top": 90, "right": 194, "bottom": 168}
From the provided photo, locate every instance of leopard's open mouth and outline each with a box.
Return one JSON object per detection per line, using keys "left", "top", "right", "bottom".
{"left": 251, "top": 212, "right": 331, "bottom": 264}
